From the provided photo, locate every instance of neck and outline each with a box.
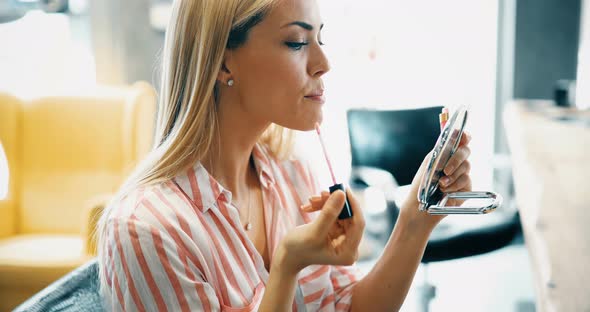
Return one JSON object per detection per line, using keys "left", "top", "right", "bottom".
{"left": 202, "top": 93, "right": 269, "bottom": 201}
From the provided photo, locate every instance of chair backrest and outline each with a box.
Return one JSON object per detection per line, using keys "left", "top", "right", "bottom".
{"left": 1, "top": 81, "right": 157, "bottom": 234}
{"left": 0, "top": 93, "right": 22, "bottom": 237}
{"left": 347, "top": 106, "right": 443, "bottom": 186}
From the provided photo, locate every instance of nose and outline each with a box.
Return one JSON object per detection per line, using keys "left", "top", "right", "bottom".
{"left": 309, "top": 43, "right": 331, "bottom": 77}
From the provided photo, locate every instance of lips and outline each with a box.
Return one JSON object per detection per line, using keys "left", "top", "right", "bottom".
{"left": 305, "top": 94, "right": 325, "bottom": 103}
{"left": 305, "top": 89, "right": 325, "bottom": 103}
{"left": 306, "top": 91, "right": 324, "bottom": 97}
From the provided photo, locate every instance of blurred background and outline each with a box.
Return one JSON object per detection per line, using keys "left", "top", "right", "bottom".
{"left": 0, "top": 0, "right": 589, "bottom": 311}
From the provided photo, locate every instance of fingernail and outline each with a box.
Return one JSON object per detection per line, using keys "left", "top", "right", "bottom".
{"left": 441, "top": 177, "right": 450, "bottom": 186}
{"left": 445, "top": 166, "right": 454, "bottom": 175}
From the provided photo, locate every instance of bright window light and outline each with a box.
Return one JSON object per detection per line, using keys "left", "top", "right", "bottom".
{"left": 302, "top": 0, "right": 498, "bottom": 191}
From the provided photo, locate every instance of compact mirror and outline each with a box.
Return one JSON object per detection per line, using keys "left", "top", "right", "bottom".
{"left": 417, "top": 105, "right": 503, "bottom": 214}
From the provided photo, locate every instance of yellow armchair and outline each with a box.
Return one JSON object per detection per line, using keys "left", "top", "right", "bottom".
{"left": 0, "top": 81, "right": 157, "bottom": 311}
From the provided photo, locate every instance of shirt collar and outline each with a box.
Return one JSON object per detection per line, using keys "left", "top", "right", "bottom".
{"left": 173, "top": 143, "right": 276, "bottom": 213}
{"left": 252, "top": 142, "right": 276, "bottom": 188}
{"left": 171, "top": 163, "right": 228, "bottom": 213}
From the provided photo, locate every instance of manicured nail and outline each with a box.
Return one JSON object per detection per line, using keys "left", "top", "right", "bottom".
{"left": 445, "top": 166, "right": 454, "bottom": 175}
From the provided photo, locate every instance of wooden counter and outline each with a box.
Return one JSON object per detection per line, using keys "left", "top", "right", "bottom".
{"left": 503, "top": 100, "right": 590, "bottom": 312}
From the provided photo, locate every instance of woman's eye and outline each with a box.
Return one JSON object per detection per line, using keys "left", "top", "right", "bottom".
{"left": 285, "top": 41, "right": 309, "bottom": 50}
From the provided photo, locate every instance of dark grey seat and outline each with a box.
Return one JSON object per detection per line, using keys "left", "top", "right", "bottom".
{"left": 13, "top": 259, "right": 103, "bottom": 312}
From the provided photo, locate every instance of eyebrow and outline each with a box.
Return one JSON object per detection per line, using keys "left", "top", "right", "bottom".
{"left": 282, "top": 21, "right": 324, "bottom": 31}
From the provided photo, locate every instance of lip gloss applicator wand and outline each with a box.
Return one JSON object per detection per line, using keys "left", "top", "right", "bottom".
{"left": 314, "top": 123, "right": 353, "bottom": 219}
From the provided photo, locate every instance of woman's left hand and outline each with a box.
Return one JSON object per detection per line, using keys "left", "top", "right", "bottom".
{"left": 401, "top": 131, "right": 473, "bottom": 231}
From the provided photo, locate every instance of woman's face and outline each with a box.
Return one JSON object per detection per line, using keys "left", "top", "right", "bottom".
{"left": 224, "top": 0, "right": 330, "bottom": 131}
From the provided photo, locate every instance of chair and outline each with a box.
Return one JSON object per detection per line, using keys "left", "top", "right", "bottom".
{"left": 347, "top": 107, "right": 521, "bottom": 312}
{"left": 0, "top": 81, "right": 156, "bottom": 311}
{"left": 13, "top": 259, "right": 103, "bottom": 312}
{"left": 348, "top": 106, "right": 445, "bottom": 245}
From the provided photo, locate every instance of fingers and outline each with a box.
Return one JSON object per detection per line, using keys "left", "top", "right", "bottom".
{"left": 459, "top": 131, "right": 472, "bottom": 146}
{"left": 343, "top": 188, "right": 365, "bottom": 250}
{"left": 303, "top": 188, "right": 364, "bottom": 239}
{"left": 309, "top": 196, "right": 323, "bottom": 208}
{"left": 441, "top": 131, "right": 472, "bottom": 193}
{"left": 313, "top": 191, "right": 330, "bottom": 206}
{"left": 443, "top": 131, "right": 471, "bottom": 176}
{"left": 314, "top": 190, "right": 346, "bottom": 233}
{"left": 329, "top": 189, "right": 364, "bottom": 257}
{"left": 303, "top": 188, "right": 365, "bottom": 234}
{"left": 328, "top": 220, "right": 346, "bottom": 239}
{"left": 439, "top": 160, "right": 470, "bottom": 189}
{"left": 313, "top": 189, "right": 364, "bottom": 265}
{"left": 444, "top": 145, "right": 471, "bottom": 176}
{"left": 344, "top": 188, "right": 365, "bottom": 229}
{"left": 301, "top": 191, "right": 330, "bottom": 212}
{"left": 440, "top": 174, "right": 471, "bottom": 193}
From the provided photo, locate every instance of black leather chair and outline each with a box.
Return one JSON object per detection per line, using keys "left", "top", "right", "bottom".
{"left": 347, "top": 107, "right": 521, "bottom": 312}
{"left": 13, "top": 259, "right": 103, "bottom": 312}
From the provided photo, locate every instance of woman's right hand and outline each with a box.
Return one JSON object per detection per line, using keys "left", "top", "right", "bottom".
{"left": 274, "top": 189, "right": 365, "bottom": 275}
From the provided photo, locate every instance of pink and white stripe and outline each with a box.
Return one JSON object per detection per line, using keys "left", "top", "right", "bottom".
{"left": 100, "top": 143, "right": 360, "bottom": 311}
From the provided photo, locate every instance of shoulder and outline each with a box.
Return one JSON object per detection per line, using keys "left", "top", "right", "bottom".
{"left": 102, "top": 180, "right": 215, "bottom": 274}
{"left": 104, "top": 181, "right": 197, "bottom": 242}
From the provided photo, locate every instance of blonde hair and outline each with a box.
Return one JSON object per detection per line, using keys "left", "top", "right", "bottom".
{"left": 97, "top": 0, "right": 294, "bottom": 293}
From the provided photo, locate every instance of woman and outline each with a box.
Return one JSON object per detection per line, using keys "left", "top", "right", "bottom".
{"left": 97, "top": 0, "right": 473, "bottom": 311}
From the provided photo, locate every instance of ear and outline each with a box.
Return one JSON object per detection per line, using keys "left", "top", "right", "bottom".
{"left": 217, "top": 50, "right": 235, "bottom": 85}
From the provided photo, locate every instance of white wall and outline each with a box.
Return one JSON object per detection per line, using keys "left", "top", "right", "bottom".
{"left": 300, "top": 0, "right": 498, "bottom": 191}
{"left": 0, "top": 11, "right": 95, "bottom": 99}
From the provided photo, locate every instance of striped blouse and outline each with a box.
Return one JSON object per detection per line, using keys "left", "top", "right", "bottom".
{"left": 100, "top": 143, "right": 361, "bottom": 311}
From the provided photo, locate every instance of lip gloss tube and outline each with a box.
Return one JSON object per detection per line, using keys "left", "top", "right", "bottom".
{"left": 439, "top": 107, "right": 449, "bottom": 131}
{"left": 315, "top": 123, "right": 353, "bottom": 219}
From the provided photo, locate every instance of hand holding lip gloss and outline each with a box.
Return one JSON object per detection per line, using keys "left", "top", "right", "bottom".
{"left": 314, "top": 123, "right": 353, "bottom": 219}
